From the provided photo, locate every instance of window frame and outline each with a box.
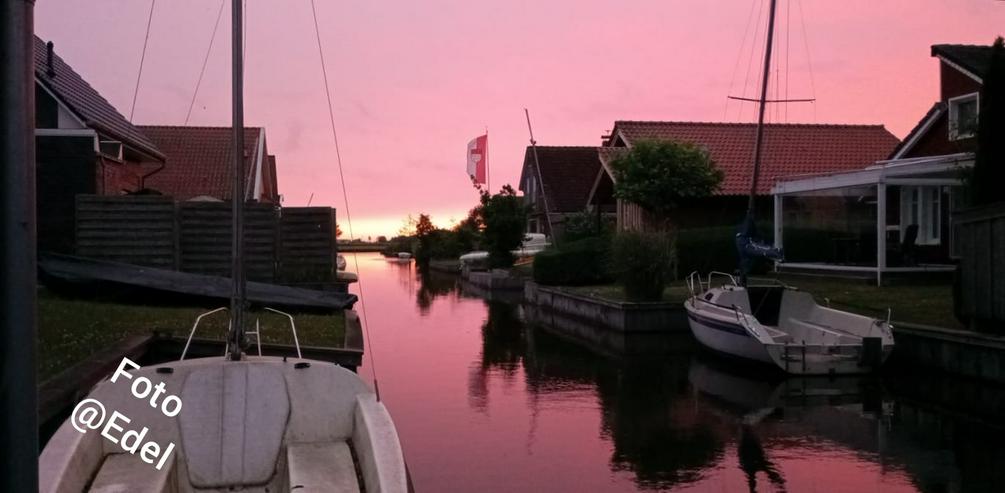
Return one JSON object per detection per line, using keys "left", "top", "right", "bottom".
{"left": 948, "top": 92, "right": 979, "bottom": 141}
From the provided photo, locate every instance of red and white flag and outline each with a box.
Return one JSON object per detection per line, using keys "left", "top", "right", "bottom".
{"left": 466, "top": 134, "right": 487, "bottom": 186}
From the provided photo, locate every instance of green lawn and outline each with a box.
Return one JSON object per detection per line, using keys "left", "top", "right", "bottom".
{"left": 561, "top": 276, "right": 959, "bottom": 330}
{"left": 38, "top": 289, "right": 346, "bottom": 379}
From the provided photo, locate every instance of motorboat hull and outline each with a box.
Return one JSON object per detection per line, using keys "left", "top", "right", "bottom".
{"left": 684, "top": 273, "right": 894, "bottom": 375}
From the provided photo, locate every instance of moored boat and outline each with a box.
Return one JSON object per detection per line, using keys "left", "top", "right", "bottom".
{"left": 685, "top": 272, "right": 893, "bottom": 375}
{"left": 40, "top": 348, "right": 408, "bottom": 492}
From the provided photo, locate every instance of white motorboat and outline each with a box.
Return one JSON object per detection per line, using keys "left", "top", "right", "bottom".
{"left": 396, "top": 252, "right": 412, "bottom": 260}
{"left": 459, "top": 233, "right": 551, "bottom": 270}
{"left": 685, "top": 272, "right": 893, "bottom": 375}
{"left": 40, "top": 338, "right": 408, "bottom": 492}
{"left": 512, "top": 233, "right": 550, "bottom": 257}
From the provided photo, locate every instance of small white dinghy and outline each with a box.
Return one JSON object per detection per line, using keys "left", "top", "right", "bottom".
{"left": 40, "top": 311, "right": 408, "bottom": 493}
{"left": 685, "top": 272, "right": 894, "bottom": 375}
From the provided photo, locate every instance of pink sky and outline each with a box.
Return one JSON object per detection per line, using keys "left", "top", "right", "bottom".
{"left": 36, "top": 0, "right": 1003, "bottom": 239}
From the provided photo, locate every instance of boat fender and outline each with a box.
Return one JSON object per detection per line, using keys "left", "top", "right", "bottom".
{"left": 294, "top": 362, "right": 311, "bottom": 369}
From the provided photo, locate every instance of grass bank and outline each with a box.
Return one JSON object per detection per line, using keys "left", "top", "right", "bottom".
{"left": 561, "top": 277, "right": 958, "bottom": 330}
{"left": 38, "top": 289, "right": 346, "bottom": 379}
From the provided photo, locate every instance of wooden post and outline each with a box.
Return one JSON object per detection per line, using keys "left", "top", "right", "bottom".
{"left": 1, "top": 1, "right": 38, "bottom": 490}
{"left": 773, "top": 193, "right": 783, "bottom": 257}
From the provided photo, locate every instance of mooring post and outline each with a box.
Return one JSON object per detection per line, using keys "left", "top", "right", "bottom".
{"left": 1, "top": 1, "right": 39, "bottom": 491}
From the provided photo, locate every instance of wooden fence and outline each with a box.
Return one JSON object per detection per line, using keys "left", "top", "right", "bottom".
{"left": 75, "top": 195, "right": 177, "bottom": 268}
{"left": 279, "top": 207, "right": 338, "bottom": 282}
{"left": 179, "top": 202, "right": 279, "bottom": 282}
{"left": 74, "top": 196, "right": 337, "bottom": 284}
{"left": 956, "top": 203, "right": 1005, "bottom": 330}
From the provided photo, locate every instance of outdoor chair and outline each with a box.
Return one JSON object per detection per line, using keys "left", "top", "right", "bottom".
{"left": 889, "top": 224, "right": 918, "bottom": 267}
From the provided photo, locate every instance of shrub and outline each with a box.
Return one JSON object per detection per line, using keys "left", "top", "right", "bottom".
{"left": 675, "top": 223, "right": 774, "bottom": 278}
{"left": 611, "top": 231, "right": 675, "bottom": 302}
{"left": 610, "top": 139, "right": 723, "bottom": 218}
{"left": 480, "top": 186, "right": 528, "bottom": 268}
{"left": 561, "top": 210, "right": 613, "bottom": 243}
{"left": 381, "top": 235, "right": 415, "bottom": 257}
{"left": 533, "top": 237, "right": 613, "bottom": 286}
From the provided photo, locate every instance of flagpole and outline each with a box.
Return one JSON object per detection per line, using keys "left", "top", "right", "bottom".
{"left": 485, "top": 126, "right": 490, "bottom": 193}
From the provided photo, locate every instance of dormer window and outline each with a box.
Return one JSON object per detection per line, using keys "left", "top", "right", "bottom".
{"left": 948, "top": 92, "right": 979, "bottom": 141}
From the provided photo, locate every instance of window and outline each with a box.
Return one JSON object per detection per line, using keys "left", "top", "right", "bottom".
{"left": 948, "top": 92, "right": 979, "bottom": 140}
{"left": 900, "top": 186, "right": 942, "bottom": 245}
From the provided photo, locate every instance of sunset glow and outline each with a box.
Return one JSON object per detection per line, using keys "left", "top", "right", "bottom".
{"left": 34, "top": 0, "right": 1004, "bottom": 238}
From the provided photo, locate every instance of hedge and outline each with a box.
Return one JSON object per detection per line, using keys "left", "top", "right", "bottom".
{"left": 532, "top": 237, "right": 613, "bottom": 286}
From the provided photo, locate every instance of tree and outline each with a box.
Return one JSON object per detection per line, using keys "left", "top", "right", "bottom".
{"left": 480, "top": 185, "right": 528, "bottom": 268}
{"left": 335, "top": 223, "right": 343, "bottom": 238}
{"left": 415, "top": 214, "right": 435, "bottom": 238}
{"left": 972, "top": 37, "right": 1005, "bottom": 206}
{"left": 376, "top": 235, "right": 388, "bottom": 243}
{"left": 610, "top": 139, "right": 723, "bottom": 218}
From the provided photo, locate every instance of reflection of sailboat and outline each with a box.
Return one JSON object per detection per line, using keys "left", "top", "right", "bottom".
{"left": 38, "top": 4, "right": 408, "bottom": 491}
{"left": 738, "top": 424, "right": 787, "bottom": 493}
{"left": 687, "top": 355, "right": 873, "bottom": 419}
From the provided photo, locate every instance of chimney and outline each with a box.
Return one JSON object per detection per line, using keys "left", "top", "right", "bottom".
{"left": 45, "top": 41, "right": 55, "bottom": 77}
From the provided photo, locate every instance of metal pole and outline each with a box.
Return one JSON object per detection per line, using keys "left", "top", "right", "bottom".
{"left": 229, "top": 0, "right": 245, "bottom": 360}
{"left": 524, "top": 109, "right": 556, "bottom": 243}
{"left": 746, "top": 0, "right": 778, "bottom": 219}
{"left": 1, "top": 1, "right": 39, "bottom": 491}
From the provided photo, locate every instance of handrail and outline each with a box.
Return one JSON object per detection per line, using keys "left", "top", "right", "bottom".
{"left": 264, "top": 307, "right": 302, "bottom": 359}
{"left": 181, "top": 306, "right": 228, "bottom": 361}
{"left": 706, "top": 271, "right": 738, "bottom": 288}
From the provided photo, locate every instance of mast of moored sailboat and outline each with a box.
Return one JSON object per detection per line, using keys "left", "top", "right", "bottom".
{"left": 1, "top": 0, "right": 39, "bottom": 491}
{"left": 746, "top": 0, "right": 778, "bottom": 220}
{"left": 228, "top": 0, "right": 246, "bottom": 360}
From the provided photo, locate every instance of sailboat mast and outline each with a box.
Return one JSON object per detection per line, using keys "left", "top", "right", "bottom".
{"left": 1, "top": 1, "right": 38, "bottom": 490}
{"left": 746, "top": 0, "right": 778, "bottom": 218}
{"left": 228, "top": 0, "right": 246, "bottom": 360}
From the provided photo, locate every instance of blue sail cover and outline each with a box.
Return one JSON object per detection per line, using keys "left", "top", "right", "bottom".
{"left": 735, "top": 217, "right": 783, "bottom": 285}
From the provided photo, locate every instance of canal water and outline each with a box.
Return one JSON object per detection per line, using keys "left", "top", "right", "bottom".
{"left": 348, "top": 253, "right": 1005, "bottom": 492}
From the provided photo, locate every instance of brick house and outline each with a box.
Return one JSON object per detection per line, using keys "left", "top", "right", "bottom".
{"left": 517, "top": 146, "right": 607, "bottom": 238}
{"left": 34, "top": 36, "right": 166, "bottom": 253}
{"left": 587, "top": 121, "right": 900, "bottom": 232}
{"left": 138, "top": 126, "right": 280, "bottom": 203}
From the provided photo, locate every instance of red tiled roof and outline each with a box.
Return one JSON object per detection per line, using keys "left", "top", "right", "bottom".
{"left": 34, "top": 36, "right": 164, "bottom": 161}
{"left": 520, "top": 146, "right": 601, "bottom": 213}
{"left": 608, "top": 121, "right": 900, "bottom": 195}
{"left": 138, "top": 126, "right": 262, "bottom": 201}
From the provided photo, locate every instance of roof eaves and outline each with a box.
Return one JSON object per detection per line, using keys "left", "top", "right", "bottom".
{"left": 888, "top": 102, "right": 947, "bottom": 160}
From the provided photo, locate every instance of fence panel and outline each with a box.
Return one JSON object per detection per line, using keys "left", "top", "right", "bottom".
{"left": 75, "top": 195, "right": 177, "bottom": 268}
{"left": 279, "top": 207, "right": 337, "bottom": 283}
{"left": 179, "top": 202, "right": 278, "bottom": 282}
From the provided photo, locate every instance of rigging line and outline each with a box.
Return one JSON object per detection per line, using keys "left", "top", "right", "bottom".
{"left": 741, "top": 0, "right": 767, "bottom": 121}
{"left": 779, "top": 0, "right": 787, "bottom": 122}
{"left": 308, "top": 0, "right": 381, "bottom": 399}
{"left": 754, "top": 0, "right": 769, "bottom": 124}
{"left": 129, "top": 0, "right": 157, "bottom": 123}
{"left": 796, "top": 0, "right": 817, "bottom": 122}
{"left": 724, "top": 0, "right": 760, "bottom": 120}
{"left": 185, "top": 0, "right": 225, "bottom": 125}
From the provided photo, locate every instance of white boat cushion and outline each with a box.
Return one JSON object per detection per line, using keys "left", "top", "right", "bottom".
{"left": 89, "top": 453, "right": 175, "bottom": 493}
{"left": 287, "top": 442, "right": 360, "bottom": 493}
{"left": 178, "top": 364, "right": 289, "bottom": 488}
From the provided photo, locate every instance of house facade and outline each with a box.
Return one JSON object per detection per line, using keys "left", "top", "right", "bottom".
{"left": 587, "top": 121, "right": 900, "bottom": 232}
{"left": 138, "top": 126, "right": 280, "bottom": 203}
{"left": 518, "top": 146, "right": 607, "bottom": 238}
{"left": 771, "top": 43, "right": 992, "bottom": 284}
{"left": 34, "top": 37, "right": 166, "bottom": 253}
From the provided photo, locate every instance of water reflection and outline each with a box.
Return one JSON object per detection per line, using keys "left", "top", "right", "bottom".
{"left": 355, "top": 254, "right": 1005, "bottom": 492}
